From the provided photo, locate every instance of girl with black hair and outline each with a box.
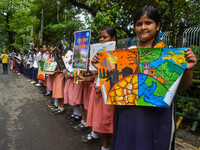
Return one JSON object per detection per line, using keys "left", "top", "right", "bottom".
{"left": 92, "top": 6, "right": 197, "bottom": 150}
{"left": 110, "top": 6, "right": 197, "bottom": 150}
{"left": 89, "top": 26, "right": 117, "bottom": 150}
{"left": 52, "top": 45, "right": 65, "bottom": 114}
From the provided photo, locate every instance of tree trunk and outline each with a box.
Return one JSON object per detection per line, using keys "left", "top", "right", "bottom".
{"left": 40, "top": 9, "right": 44, "bottom": 45}
{"left": 177, "top": 27, "right": 185, "bottom": 48}
{"left": 6, "top": 13, "right": 15, "bottom": 45}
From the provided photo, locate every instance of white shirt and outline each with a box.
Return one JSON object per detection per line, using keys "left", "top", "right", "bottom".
{"left": 28, "top": 54, "right": 35, "bottom": 68}
{"left": 33, "top": 52, "right": 41, "bottom": 68}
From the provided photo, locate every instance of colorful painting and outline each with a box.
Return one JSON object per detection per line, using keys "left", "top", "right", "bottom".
{"left": 63, "top": 50, "right": 74, "bottom": 76}
{"left": 43, "top": 60, "right": 57, "bottom": 72}
{"left": 89, "top": 41, "right": 116, "bottom": 71}
{"left": 74, "top": 69, "right": 83, "bottom": 84}
{"left": 37, "top": 61, "right": 45, "bottom": 80}
{"left": 98, "top": 48, "right": 187, "bottom": 107}
{"left": 72, "top": 29, "right": 91, "bottom": 70}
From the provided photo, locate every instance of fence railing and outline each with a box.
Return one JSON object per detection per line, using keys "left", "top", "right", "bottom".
{"left": 162, "top": 26, "right": 200, "bottom": 59}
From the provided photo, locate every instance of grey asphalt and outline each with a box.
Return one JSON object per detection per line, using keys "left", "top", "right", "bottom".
{"left": 0, "top": 65, "right": 100, "bottom": 150}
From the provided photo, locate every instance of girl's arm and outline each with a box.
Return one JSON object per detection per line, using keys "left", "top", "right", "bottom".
{"left": 95, "top": 86, "right": 101, "bottom": 94}
{"left": 178, "top": 48, "right": 197, "bottom": 91}
{"left": 87, "top": 70, "right": 96, "bottom": 76}
{"left": 63, "top": 70, "right": 71, "bottom": 78}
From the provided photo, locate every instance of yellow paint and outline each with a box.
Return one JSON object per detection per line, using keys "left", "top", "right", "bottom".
{"left": 82, "top": 38, "right": 88, "bottom": 43}
{"left": 77, "top": 38, "right": 82, "bottom": 43}
{"left": 116, "top": 88, "right": 125, "bottom": 96}
{"left": 163, "top": 50, "right": 186, "bottom": 65}
{"left": 107, "top": 56, "right": 117, "bottom": 64}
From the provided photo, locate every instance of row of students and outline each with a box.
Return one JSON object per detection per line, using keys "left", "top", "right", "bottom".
{"left": 12, "top": 5, "right": 197, "bottom": 150}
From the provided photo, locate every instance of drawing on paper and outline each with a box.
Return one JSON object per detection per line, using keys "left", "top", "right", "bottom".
{"left": 98, "top": 48, "right": 187, "bottom": 107}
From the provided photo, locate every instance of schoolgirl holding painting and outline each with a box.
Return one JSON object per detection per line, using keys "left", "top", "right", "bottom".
{"left": 63, "top": 42, "right": 78, "bottom": 118}
{"left": 89, "top": 26, "right": 117, "bottom": 150}
{"left": 52, "top": 44, "right": 65, "bottom": 114}
{"left": 92, "top": 6, "right": 197, "bottom": 150}
{"left": 46, "top": 45, "right": 55, "bottom": 96}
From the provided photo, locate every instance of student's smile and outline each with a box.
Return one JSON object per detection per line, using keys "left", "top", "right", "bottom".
{"left": 135, "top": 15, "right": 160, "bottom": 43}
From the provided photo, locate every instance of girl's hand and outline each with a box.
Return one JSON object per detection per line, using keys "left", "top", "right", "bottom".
{"left": 91, "top": 53, "right": 100, "bottom": 69}
{"left": 63, "top": 70, "right": 67, "bottom": 77}
{"left": 63, "top": 70, "right": 71, "bottom": 78}
{"left": 68, "top": 59, "right": 72, "bottom": 65}
{"left": 76, "top": 74, "right": 85, "bottom": 82}
{"left": 185, "top": 48, "right": 197, "bottom": 70}
{"left": 95, "top": 86, "right": 101, "bottom": 94}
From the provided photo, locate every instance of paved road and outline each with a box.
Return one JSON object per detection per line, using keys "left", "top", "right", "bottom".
{"left": 0, "top": 66, "right": 100, "bottom": 150}
{"left": 0, "top": 65, "right": 198, "bottom": 150}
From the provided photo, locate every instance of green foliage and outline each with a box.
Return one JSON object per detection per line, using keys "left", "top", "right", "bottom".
{"left": 176, "top": 97, "right": 200, "bottom": 115}
{"left": 139, "top": 48, "right": 162, "bottom": 63}
{"left": 87, "top": 3, "right": 131, "bottom": 42}
{"left": 0, "top": 0, "right": 200, "bottom": 50}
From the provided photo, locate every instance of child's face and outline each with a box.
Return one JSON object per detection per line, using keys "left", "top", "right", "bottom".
{"left": 43, "top": 45, "right": 47, "bottom": 52}
{"left": 99, "top": 30, "right": 115, "bottom": 43}
{"left": 135, "top": 15, "right": 160, "bottom": 43}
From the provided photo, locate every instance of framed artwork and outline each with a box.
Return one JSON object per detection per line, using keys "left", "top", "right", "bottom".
{"left": 72, "top": 29, "right": 91, "bottom": 70}
{"left": 98, "top": 48, "right": 187, "bottom": 107}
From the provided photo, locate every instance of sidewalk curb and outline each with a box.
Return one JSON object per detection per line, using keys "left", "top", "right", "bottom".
{"left": 176, "top": 129, "right": 200, "bottom": 149}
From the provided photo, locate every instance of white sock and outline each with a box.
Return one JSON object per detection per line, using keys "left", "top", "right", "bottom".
{"left": 46, "top": 89, "right": 50, "bottom": 94}
{"left": 101, "top": 146, "right": 110, "bottom": 150}
{"left": 81, "top": 120, "right": 84, "bottom": 125}
{"left": 74, "top": 106, "right": 82, "bottom": 116}
{"left": 91, "top": 130, "right": 99, "bottom": 139}
{"left": 54, "top": 98, "right": 58, "bottom": 107}
{"left": 81, "top": 120, "right": 87, "bottom": 127}
{"left": 59, "top": 107, "right": 65, "bottom": 112}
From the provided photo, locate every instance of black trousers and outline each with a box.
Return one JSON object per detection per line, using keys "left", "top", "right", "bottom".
{"left": 2, "top": 63, "right": 8, "bottom": 73}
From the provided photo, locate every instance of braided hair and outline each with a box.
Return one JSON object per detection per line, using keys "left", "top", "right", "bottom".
{"left": 134, "top": 6, "right": 161, "bottom": 47}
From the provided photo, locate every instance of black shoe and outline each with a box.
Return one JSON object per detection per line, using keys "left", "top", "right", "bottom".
{"left": 81, "top": 134, "right": 99, "bottom": 143}
{"left": 74, "top": 115, "right": 82, "bottom": 121}
{"left": 73, "top": 124, "right": 89, "bottom": 131}
{"left": 45, "top": 92, "right": 50, "bottom": 96}
{"left": 66, "top": 114, "right": 75, "bottom": 120}
{"left": 54, "top": 109, "right": 65, "bottom": 115}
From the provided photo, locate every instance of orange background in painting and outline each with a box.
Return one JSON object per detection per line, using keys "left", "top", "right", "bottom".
{"left": 98, "top": 49, "right": 139, "bottom": 80}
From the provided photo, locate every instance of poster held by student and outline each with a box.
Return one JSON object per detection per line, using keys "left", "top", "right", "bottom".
{"left": 72, "top": 29, "right": 91, "bottom": 70}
